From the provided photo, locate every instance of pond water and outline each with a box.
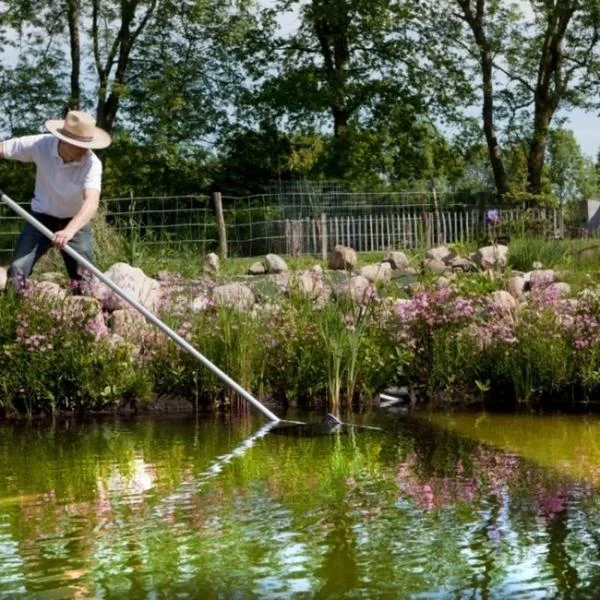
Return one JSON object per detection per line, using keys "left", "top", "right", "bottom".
{"left": 1, "top": 408, "right": 600, "bottom": 598}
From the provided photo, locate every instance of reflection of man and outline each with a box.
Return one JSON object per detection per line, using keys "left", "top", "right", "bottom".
{"left": 0, "top": 110, "right": 111, "bottom": 290}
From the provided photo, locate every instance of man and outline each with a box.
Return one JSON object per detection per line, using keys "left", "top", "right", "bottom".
{"left": 1, "top": 110, "right": 111, "bottom": 290}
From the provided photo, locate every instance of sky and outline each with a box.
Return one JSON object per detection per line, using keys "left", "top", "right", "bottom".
{"left": 558, "top": 108, "right": 599, "bottom": 159}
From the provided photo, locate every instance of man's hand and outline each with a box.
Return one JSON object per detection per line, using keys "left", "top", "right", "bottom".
{"left": 53, "top": 228, "right": 75, "bottom": 249}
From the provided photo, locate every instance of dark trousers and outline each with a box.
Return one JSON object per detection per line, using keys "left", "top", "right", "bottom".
{"left": 8, "top": 211, "right": 93, "bottom": 283}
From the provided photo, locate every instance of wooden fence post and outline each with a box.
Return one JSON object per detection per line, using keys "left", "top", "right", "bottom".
{"left": 320, "top": 213, "right": 328, "bottom": 260}
{"left": 213, "top": 191, "right": 227, "bottom": 259}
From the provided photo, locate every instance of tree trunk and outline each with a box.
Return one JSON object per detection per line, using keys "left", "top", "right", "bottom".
{"left": 482, "top": 50, "right": 509, "bottom": 198}
{"left": 313, "top": 0, "right": 351, "bottom": 177}
{"left": 526, "top": 4, "right": 574, "bottom": 201}
{"left": 66, "top": 0, "right": 81, "bottom": 112}
{"left": 458, "top": 0, "right": 509, "bottom": 199}
{"left": 527, "top": 108, "right": 552, "bottom": 198}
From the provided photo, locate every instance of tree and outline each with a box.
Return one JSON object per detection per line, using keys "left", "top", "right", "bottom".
{"left": 546, "top": 128, "right": 598, "bottom": 203}
{"left": 422, "top": 0, "right": 600, "bottom": 202}
{"left": 0, "top": 0, "right": 257, "bottom": 144}
{"left": 246, "top": 0, "right": 471, "bottom": 180}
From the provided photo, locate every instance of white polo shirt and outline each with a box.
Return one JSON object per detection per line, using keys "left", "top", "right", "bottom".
{"left": 3, "top": 134, "right": 102, "bottom": 219}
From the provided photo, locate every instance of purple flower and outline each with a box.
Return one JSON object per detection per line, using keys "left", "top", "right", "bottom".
{"left": 485, "top": 209, "right": 500, "bottom": 226}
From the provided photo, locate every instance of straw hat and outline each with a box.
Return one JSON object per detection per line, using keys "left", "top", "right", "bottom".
{"left": 45, "top": 110, "right": 112, "bottom": 149}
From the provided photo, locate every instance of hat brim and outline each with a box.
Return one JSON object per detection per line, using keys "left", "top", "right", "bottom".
{"left": 45, "top": 118, "right": 112, "bottom": 150}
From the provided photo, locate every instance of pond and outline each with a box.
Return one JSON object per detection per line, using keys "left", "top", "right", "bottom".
{"left": 1, "top": 408, "right": 600, "bottom": 598}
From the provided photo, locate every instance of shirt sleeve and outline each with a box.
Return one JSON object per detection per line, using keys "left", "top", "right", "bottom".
{"left": 2, "top": 135, "right": 41, "bottom": 163}
{"left": 83, "top": 156, "right": 103, "bottom": 191}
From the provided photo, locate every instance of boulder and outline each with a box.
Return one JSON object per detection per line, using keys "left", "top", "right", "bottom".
{"left": 203, "top": 253, "right": 219, "bottom": 277}
{"left": 30, "top": 281, "right": 68, "bottom": 302}
{"left": 296, "top": 266, "right": 325, "bottom": 300}
{"left": 90, "top": 263, "right": 161, "bottom": 312}
{"left": 359, "top": 262, "right": 392, "bottom": 283}
{"left": 528, "top": 269, "right": 556, "bottom": 289}
{"left": 264, "top": 254, "right": 288, "bottom": 274}
{"left": 247, "top": 262, "right": 266, "bottom": 275}
{"left": 383, "top": 251, "right": 409, "bottom": 270}
{"left": 422, "top": 258, "right": 448, "bottom": 275}
{"left": 473, "top": 244, "right": 509, "bottom": 270}
{"left": 109, "top": 309, "right": 148, "bottom": 339}
{"left": 333, "top": 275, "right": 374, "bottom": 304}
{"left": 449, "top": 257, "right": 474, "bottom": 273}
{"left": 328, "top": 245, "right": 357, "bottom": 271}
{"left": 426, "top": 246, "right": 455, "bottom": 264}
{"left": 506, "top": 275, "right": 527, "bottom": 300}
{"left": 545, "top": 282, "right": 571, "bottom": 298}
{"left": 490, "top": 290, "right": 519, "bottom": 319}
{"left": 212, "top": 282, "right": 255, "bottom": 311}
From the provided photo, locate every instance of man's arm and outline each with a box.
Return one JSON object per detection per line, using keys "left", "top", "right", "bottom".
{"left": 52, "top": 188, "right": 100, "bottom": 249}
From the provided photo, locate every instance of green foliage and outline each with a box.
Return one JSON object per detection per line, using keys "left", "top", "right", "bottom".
{"left": 0, "top": 290, "right": 151, "bottom": 416}
{"left": 507, "top": 237, "right": 570, "bottom": 271}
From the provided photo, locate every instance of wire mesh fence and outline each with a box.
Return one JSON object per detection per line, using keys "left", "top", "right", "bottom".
{"left": 0, "top": 191, "right": 596, "bottom": 264}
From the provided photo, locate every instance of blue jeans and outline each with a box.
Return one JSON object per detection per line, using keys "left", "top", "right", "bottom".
{"left": 8, "top": 211, "right": 93, "bottom": 283}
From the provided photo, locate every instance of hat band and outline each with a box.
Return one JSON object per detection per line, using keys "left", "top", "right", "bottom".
{"left": 57, "top": 127, "right": 94, "bottom": 143}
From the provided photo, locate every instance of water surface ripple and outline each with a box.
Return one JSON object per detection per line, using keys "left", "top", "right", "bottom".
{"left": 0, "top": 411, "right": 599, "bottom": 597}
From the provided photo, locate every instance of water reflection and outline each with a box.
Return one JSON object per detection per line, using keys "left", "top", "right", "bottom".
{"left": 0, "top": 413, "right": 600, "bottom": 597}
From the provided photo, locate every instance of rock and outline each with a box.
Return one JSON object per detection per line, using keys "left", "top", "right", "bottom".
{"left": 90, "top": 263, "right": 161, "bottom": 312}
{"left": 473, "top": 244, "right": 509, "bottom": 270}
{"left": 264, "top": 253, "right": 288, "bottom": 274}
{"left": 190, "top": 294, "right": 212, "bottom": 313}
{"left": 296, "top": 266, "right": 325, "bottom": 300}
{"left": 247, "top": 262, "right": 266, "bottom": 275}
{"left": 507, "top": 275, "right": 526, "bottom": 300}
{"left": 422, "top": 258, "right": 448, "bottom": 274}
{"left": 203, "top": 253, "right": 219, "bottom": 277}
{"left": 359, "top": 262, "right": 392, "bottom": 283}
{"left": 426, "top": 246, "right": 455, "bottom": 264}
{"left": 528, "top": 269, "right": 556, "bottom": 288}
{"left": 328, "top": 245, "right": 357, "bottom": 271}
{"left": 212, "top": 282, "right": 255, "bottom": 310}
{"left": 267, "top": 271, "right": 292, "bottom": 293}
{"left": 383, "top": 251, "right": 409, "bottom": 270}
{"left": 449, "top": 257, "right": 474, "bottom": 273}
{"left": 109, "top": 309, "right": 148, "bottom": 339}
{"left": 30, "top": 281, "right": 68, "bottom": 302}
{"left": 333, "top": 275, "right": 373, "bottom": 304}
{"left": 490, "top": 290, "right": 518, "bottom": 319}
{"left": 37, "top": 271, "right": 66, "bottom": 283}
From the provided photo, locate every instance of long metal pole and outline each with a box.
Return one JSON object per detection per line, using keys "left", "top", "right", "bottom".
{"left": 0, "top": 191, "right": 281, "bottom": 423}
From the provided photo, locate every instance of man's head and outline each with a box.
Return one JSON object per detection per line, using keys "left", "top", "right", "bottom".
{"left": 57, "top": 140, "right": 89, "bottom": 162}
{"left": 45, "top": 110, "right": 112, "bottom": 150}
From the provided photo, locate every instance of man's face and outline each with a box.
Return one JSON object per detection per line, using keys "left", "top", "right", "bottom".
{"left": 58, "top": 140, "right": 88, "bottom": 162}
